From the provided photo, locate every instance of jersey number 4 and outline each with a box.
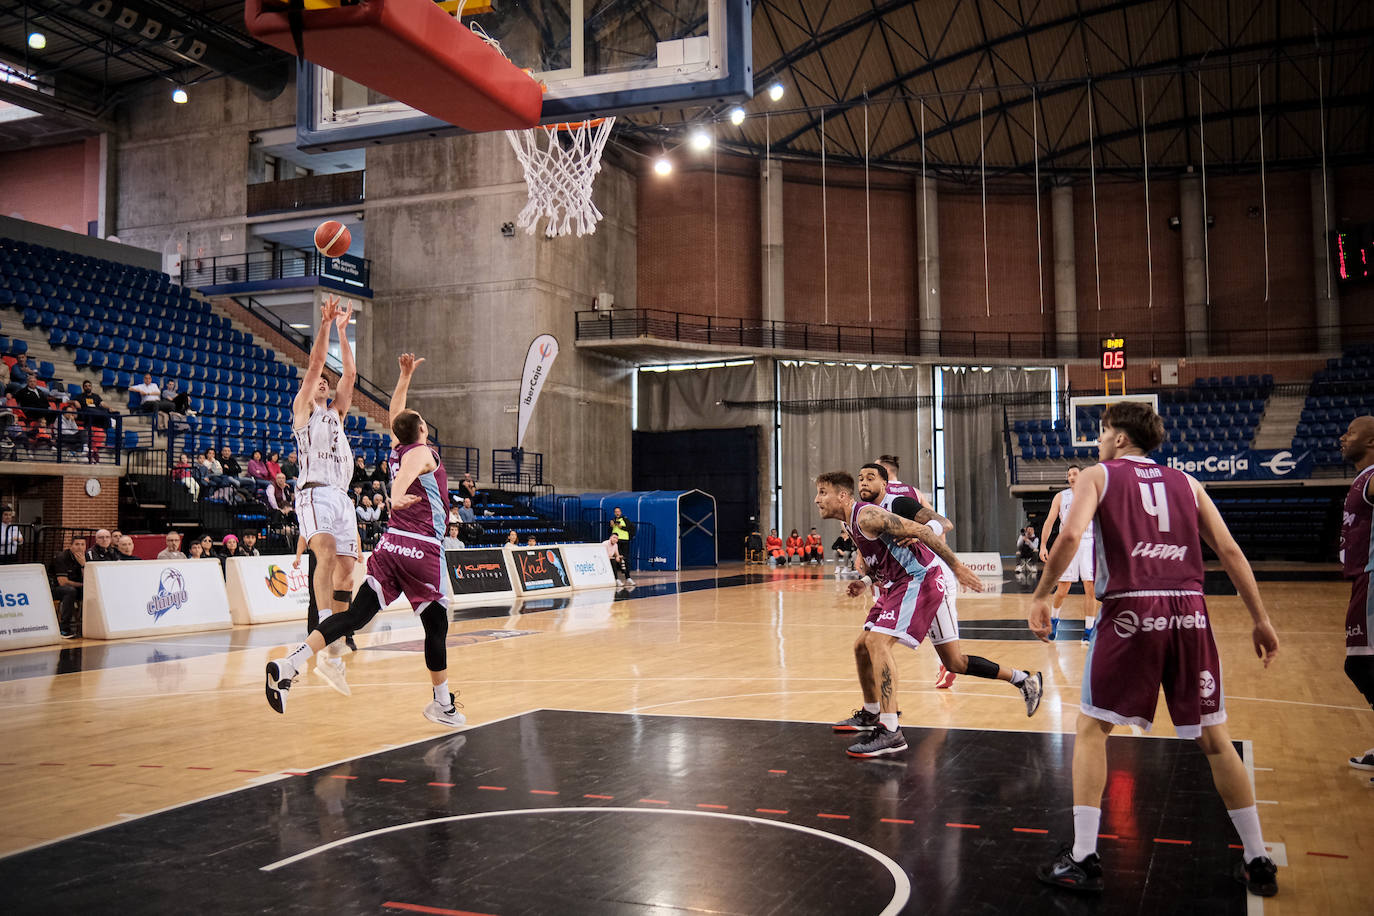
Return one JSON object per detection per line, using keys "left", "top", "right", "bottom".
{"left": 1138, "top": 482, "right": 1171, "bottom": 532}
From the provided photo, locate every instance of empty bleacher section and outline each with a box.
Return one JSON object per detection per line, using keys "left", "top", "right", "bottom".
{"left": 1292, "top": 344, "right": 1374, "bottom": 466}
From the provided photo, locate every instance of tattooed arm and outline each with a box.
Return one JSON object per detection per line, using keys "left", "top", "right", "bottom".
{"left": 855, "top": 504, "right": 983, "bottom": 592}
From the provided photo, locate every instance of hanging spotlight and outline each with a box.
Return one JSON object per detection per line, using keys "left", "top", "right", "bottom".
{"left": 689, "top": 128, "right": 712, "bottom": 151}
{"left": 769, "top": 83, "right": 784, "bottom": 101}
{"left": 653, "top": 156, "right": 673, "bottom": 176}
{"left": 729, "top": 107, "right": 746, "bottom": 126}
{"left": 27, "top": 32, "right": 46, "bottom": 50}
{"left": 172, "top": 86, "right": 188, "bottom": 104}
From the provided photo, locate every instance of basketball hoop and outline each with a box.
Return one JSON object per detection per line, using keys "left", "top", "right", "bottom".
{"left": 505, "top": 117, "right": 616, "bottom": 238}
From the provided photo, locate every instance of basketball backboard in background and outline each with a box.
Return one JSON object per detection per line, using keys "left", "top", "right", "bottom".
{"left": 296, "top": 0, "right": 751, "bottom": 151}
{"left": 1069, "top": 394, "right": 1160, "bottom": 445}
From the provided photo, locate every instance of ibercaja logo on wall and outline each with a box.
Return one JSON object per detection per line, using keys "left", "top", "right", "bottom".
{"left": 513, "top": 548, "right": 569, "bottom": 591}
{"left": 147, "top": 568, "right": 190, "bottom": 622}
{"left": 446, "top": 548, "right": 513, "bottom": 595}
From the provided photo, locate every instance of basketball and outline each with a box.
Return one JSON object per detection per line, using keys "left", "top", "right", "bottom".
{"left": 314, "top": 220, "right": 351, "bottom": 258}
{"left": 265, "top": 565, "right": 290, "bottom": 598}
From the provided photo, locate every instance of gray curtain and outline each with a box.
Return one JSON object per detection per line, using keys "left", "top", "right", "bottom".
{"left": 940, "top": 367, "right": 1052, "bottom": 551}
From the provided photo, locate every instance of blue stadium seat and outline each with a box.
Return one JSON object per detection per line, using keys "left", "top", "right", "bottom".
{"left": 74, "top": 348, "right": 92, "bottom": 368}
{"left": 115, "top": 371, "right": 131, "bottom": 389}
{"left": 100, "top": 368, "right": 117, "bottom": 388}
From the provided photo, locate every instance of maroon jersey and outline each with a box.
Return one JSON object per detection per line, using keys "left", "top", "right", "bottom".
{"left": 1092, "top": 456, "right": 1204, "bottom": 597}
{"left": 881, "top": 479, "right": 924, "bottom": 508}
{"left": 386, "top": 442, "right": 448, "bottom": 541}
{"left": 848, "top": 499, "right": 939, "bottom": 589}
{"left": 1340, "top": 465, "right": 1374, "bottom": 579}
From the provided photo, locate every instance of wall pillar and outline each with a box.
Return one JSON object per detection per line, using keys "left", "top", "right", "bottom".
{"left": 916, "top": 176, "right": 940, "bottom": 355}
{"left": 1051, "top": 184, "right": 1078, "bottom": 359}
{"left": 1311, "top": 169, "right": 1341, "bottom": 351}
{"left": 760, "top": 158, "right": 784, "bottom": 328}
{"left": 1179, "top": 172, "right": 1209, "bottom": 356}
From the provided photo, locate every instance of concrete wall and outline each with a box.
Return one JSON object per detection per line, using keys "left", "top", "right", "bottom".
{"left": 361, "top": 130, "right": 636, "bottom": 492}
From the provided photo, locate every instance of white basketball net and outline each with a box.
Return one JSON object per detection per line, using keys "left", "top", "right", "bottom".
{"left": 505, "top": 117, "right": 616, "bottom": 238}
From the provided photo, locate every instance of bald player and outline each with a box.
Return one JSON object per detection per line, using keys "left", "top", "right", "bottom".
{"left": 1338, "top": 415, "right": 1374, "bottom": 784}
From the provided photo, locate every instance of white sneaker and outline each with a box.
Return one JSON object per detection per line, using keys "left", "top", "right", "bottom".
{"left": 424, "top": 700, "right": 467, "bottom": 728}
{"left": 316, "top": 654, "right": 351, "bottom": 696}
{"left": 624, "top": 577, "right": 635, "bottom": 586}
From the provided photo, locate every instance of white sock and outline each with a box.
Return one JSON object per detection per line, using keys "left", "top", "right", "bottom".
{"left": 433, "top": 681, "right": 451, "bottom": 707}
{"left": 1085, "top": 615, "right": 1096, "bottom": 631}
{"left": 1010, "top": 669, "right": 1028, "bottom": 686}
{"left": 318, "top": 607, "right": 332, "bottom": 622}
{"left": 281, "top": 643, "right": 314, "bottom": 677}
{"left": 863, "top": 701, "right": 880, "bottom": 714}
{"left": 1072, "top": 806, "right": 1101, "bottom": 861}
{"left": 1227, "top": 805, "right": 1267, "bottom": 862}
{"left": 1051, "top": 605, "right": 1062, "bottom": 621}
{"left": 878, "top": 712, "right": 898, "bottom": 731}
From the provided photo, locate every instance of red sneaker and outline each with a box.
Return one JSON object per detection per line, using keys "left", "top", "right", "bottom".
{"left": 934, "top": 665, "right": 956, "bottom": 689}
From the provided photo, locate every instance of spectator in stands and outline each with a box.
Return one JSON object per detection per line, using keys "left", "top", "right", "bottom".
{"left": 158, "top": 532, "right": 185, "bottom": 559}
{"left": 350, "top": 456, "right": 371, "bottom": 490}
{"left": 766, "top": 528, "right": 786, "bottom": 565}
{"left": 55, "top": 403, "right": 85, "bottom": 454}
{"left": 266, "top": 472, "right": 294, "bottom": 527}
{"left": 75, "top": 380, "right": 102, "bottom": 410}
{"left": 220, "top": 446, "right": 257, "bottom": 493}
{"left": 458, "top": 498, "right": 476, "bottom": 524}
{"left": 356, "top": 495, "right": 381, "bottom": 536}
{"left": 14, "top": 375, "right": 52, "bottom": 418}
{"left": 832, "top": 530, "right": 856, "bottom": 574}
{"left": 368, "top": 480, "right": 386, "bottom": 506}
{"left": 51, "top": 536, "right": 86, "bottom": 639}
{"left": 505, "top": 530, "right": 519, "bottom": 546}
{"left": 162, "top": 379, "right": 188, "bottom": 414}
{"left": 804, "top": 527, "right": 824, "bottom": 564}
{"left": 7, "top": 355, "right": 45, "bottom": 396}
{"left": 266, "top": 451, "right": 282, "bottom": 480}
{"left": 0, "top": 506, "right": 23, "bottom": 563}
{"left": 115, "top": 535, "right": 137, "bottom": 560}
{"left": 198, "top": 534, "right": 214, "bottom": 557}
{"left": 1015, "top": 525, "right": 1041, "bottom": 574}
{"left": 605, "top": 533, "right": 634, "bottom": 586}
{"left": 459, "top": 473, "right": 478, "bottom": 502}
{"left": 87, "top": 529, "right": 118, "bottom": 562}
{"left": 786, "top": 528, "right": 804, "bottom": 561}
{"left": 370, "top": 456, "right": 389, "bottom": 483}
{"left": 526, "top": 535, "right": 538, "bottom": 547}
{"left": 173, "top": 453, "right": 199, "bottom": 499}
{"left": 350, "top": 483, "right": 365, "bottom": 505}
{"left": 129, "top": 372, "right": 164, "bottom": 411}
{"left": 443, "top": 523, "right": 465, "bottom": 551}
{"left": 187, "top": 540, "right": 205, "bottom": 559}
{"left": 0, "top": 361, "right": 8, "bottom": 393}
{"left": 240, "top": 531, "right": 261, "bottom": 556}
{"left": 447, "top": 496, "right": 463, "bottom": 526}
{"left": 281, "top": 450, "right": 299, "bottom": 480}
{"left": 246, "top": 449, "right": 271, "bottom": 484}
{"left": 217, "top": 535, "right": 242, "bottom": 564}
{"left": 196, "top": 449, "right": 235, "bottom": 499}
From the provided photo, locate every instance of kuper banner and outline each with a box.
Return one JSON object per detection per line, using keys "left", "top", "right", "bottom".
{"left": 509, "top": 546, "right": 573, "bottom": 595}
{"left": 446, "top": 548, "right": 516, "bottom": 599}
{"left": 516, "top": 334, "right": 558, "bottom": 448}
{"left": 0, "top": 563, "right": 60, "bottom": 650}
{"left": 83, "top": 559, "right": 231, "bottom": 640}
{"left": 1164, "top": 449, "right": 1314, "bottom": 481}
{"left": 225, "top": 555, "right": 312, "bottom": 625}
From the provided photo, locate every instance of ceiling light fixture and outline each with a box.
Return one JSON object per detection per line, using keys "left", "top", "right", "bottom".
{"left": 729, "top": 107, "right": 746, "bottom": 126}
{"left": 689, "top": 128, "right": 711, "bottom": 151}
{"left": 653, "top": 156, "right": 672, "bottom": 176}
{"left": 172, "top": 86, "right": 188, "bottom": 104}
{"left": 27, "top": 32, "right": 46, "bottom": 50}
{"left": 768, "top": 83, "right": 784, "bottom": 101}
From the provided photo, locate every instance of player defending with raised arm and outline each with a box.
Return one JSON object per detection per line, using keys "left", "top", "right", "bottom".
{"left": 814, "top": 471, "right": 984, "bottom": 758}
{"left": 291, "top": 295, "right": 358, "bottom": 651}
{"left": 1029, "top": 401, "right": 1280, "bottom": 898}
{"left": 267, "top": 354, "right": 465, "bottom": 728}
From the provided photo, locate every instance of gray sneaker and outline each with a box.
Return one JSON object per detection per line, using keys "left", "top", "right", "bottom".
{"left": 846, "top": 724, "right": 908, "bottom": 758}
{"left": 1020, "top": 671, "right": 1044, "bottom": 717}
{"left": 316, "top": 654, "right": 351, "bottom": 697}
{"left": 423, "top": 700, "right": 467, "bottom": 728}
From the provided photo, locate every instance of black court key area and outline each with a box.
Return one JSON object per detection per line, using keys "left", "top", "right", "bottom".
{"left": 2, "top": 710, "right": 1249, "bottom": 915}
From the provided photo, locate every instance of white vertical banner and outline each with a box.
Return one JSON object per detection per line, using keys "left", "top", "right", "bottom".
{"left": 516, "top": 334, "right": 559, "bottom": 448}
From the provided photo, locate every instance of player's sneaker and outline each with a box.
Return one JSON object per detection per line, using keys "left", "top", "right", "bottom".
{"left": 423, "top": 700, "right": 467, "bottom": 728}
{"left": 624, "top": 577, "right": 635, "bottom": 586}
{"left": 265, "top": 661, "right": 292, "bottom": 714}
{"left": 832, "top": 708, "right": 881, "bottom": 732}
{"left": 846, "top": 724, "right": 907, "bottom": 758}
{"left": 1037, "top": 846, "right": 1104, "bottom": 893}
{"left": 1020, "top": 671, "right": 1044, "bottom": 717}
{"left": 1349, "top": 749, "right": 1374, "bottom": 771}
{"left": 934, "top": 665, "right": 956, "bottom": 689}
{"left": 1049, "top": 618, "right": 1060, "bottom": 641}
{"left": 316, "top": 654, "right": 351, "bottom": 697}
{"left": 344, "top": 635, "right": 358, "bottom": 653}
{"left": 1233, "top": 856, "right": 1278, "bottom": 897}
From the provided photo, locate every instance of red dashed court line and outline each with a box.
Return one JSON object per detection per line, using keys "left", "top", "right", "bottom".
{"left": 756, "top": 808, "right": 789, "bottom": 815}
{"left": 234, "top": 769, "right": 261, "bottom": 774}
{"left": 330, "top": 775, "right": 357, "bottom": 781}
{"left": 1229, "top": 844, "right": 1243, "bottom": 850}
{"left": 1098, "top": 833, "right": 1120, "bottom": 840}
{"left": 383, "top": 902, "right": 497, "bottom": 916}
{"left": 881, "top": 818, "right": 914, "bottom": 825}
{"left": 187, "top": 767, "right": 213, "bottom": 771}
{"left": 477, "top": 786, "right": 506, "bottom": 791}
{"left": 817, "top": 813, "right": 850, "bottom": 820}
{"left": 428, "top": 782, "right": 455, "bottom": 788}
{"left": 1013, "top": 827, "right": 1049, "bottom": 834}
{"left": 530, "top": 790, "right": 559, "bottom": 796}
{"left": 697, "top": 803, "right": 728, "bottom": 810}
{"left": 1306, "top": 851, "right": 1349, "bottom": 859}
{"left": 89, "top": 763, "right": 116, "bottom": 767}
{"left": 1153, "top": 838, "right": 1191, "bottom": 846}
{"left": 638, "top": 798, "right": 670, "bottom": 805}
{"left": 768, "top": 769, "right": 787, "bottom": 774}
{"left": 39, "top": 762, "right": 64, "bottom": 766}
{"left": 584, "top": 794, "right": 614, "bottom": 800}
{"left": 139, "top": 765, "right": 163, "bottom": 769}
{"left": 379, "top": 778, "right": 407, "bottom": 784}
{"left": 946, "top": 823, "right": 980, "bottom": 830}
{"left": 284, "top": 771, "right": 310, "bottom": 776}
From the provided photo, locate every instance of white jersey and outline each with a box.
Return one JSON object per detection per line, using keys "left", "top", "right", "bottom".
{"left": 1059, "top": 488, "right": 1094, "bottom": 542}
{"left": 293, "top": 403, "right": 353, "bottom": 490}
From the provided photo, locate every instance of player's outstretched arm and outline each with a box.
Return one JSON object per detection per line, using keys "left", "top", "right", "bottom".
{"left": 293, "top": 295, "right": 340, "bottom": 424}
{"left": 1192, "top": 477, "right": 1279, "bottom": 667}
{"left": 856, "top": 505, "right": 982, "bottom": 592}
{"left": 388, "top": 353, "right": 426, "bottom": 447}
{"left": 331, "top": 300, "right": 356, "bottom": 417}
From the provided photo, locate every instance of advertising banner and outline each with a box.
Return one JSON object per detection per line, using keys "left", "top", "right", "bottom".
{"left": 1164, "top": 449, "right": 1314, "bottom": 481}
{"left": 516, "top": 334, "right": 558, "bottom": 447}
{"left": 0, "top": 563, "right": 60, "bottom": 650}
{"left": 509, "top": 546, "right": 573, "bottom": 595}
{"left": 225, "top": 555, "right": 313, "bottom": 625}
{"left": 558, "top": 543, "right": 618, "bottom": 588}
{"left": 446, "top": 548, "right": 516, "bottom": 601}
{"left": 954, "top": 552, "right": 1004, "bottom": 598}
{"left": 83, "top": 559, "right": 231, "bottom": 640}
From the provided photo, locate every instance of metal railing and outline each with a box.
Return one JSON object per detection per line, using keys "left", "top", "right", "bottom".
{"left": 492, "top": 448, "right": 543, "bottom": 489}
{"left": 577, "top": 309, "right": 1374, "bottom": 361}
{"left": 442, "top": 447, "right": 479, "bottom": 480}
{"left": 181, "top": 246, "right": 371, "bottom": 289}
{"left": 246, "top": 171, "right": 364, "bottom": 216}
{"left": 0, "top": 525, "right": 103, "bottom": 567}
{"left": 0, "top": 405, "right": 126, "bottom": 465}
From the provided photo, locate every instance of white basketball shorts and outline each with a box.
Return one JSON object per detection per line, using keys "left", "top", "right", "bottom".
{"left": 925, "top": 562, "right": 960, "bottom": 645}
{"left": 296, "top": 486, "right": 359, "bottom": 559}
{"left": 1059, "top": 537, "right": 1095, "bottom": 582}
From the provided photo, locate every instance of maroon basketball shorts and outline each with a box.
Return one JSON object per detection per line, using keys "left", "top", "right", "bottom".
{"left": 1081, "top": 592, "right": 1224, "bottom": 738}
{"left": 1347, "top": 572, "right": 1373, "bottom": 656}
{"left": 863, "top": 567, "right": 946, "bottom": 650}
{"left": 365, "top": 531, "right": 448, "bottom": 611}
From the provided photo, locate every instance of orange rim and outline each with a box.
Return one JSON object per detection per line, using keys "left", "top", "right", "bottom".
{"left": 545, "top": 118, "right": 606, "bottom": 132}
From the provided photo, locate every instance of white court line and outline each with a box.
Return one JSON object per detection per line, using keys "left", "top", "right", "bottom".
{"left": 1256, "top": 799, "right": 1278, "bottom": 805}
{"left": 259, "top": 807, "right": 911, "bottom": 914}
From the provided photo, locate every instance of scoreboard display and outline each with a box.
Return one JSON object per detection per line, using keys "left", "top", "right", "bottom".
{"left": 1101, "top": 336, "right": 1126, "bottom": 371}
{"left": 1335, "top": 226, "right": 1372, "bottom": 283}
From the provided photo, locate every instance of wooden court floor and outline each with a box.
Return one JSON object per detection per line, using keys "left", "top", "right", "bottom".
{"left": 0, "top": 563, "right": 1369, "bottom": 914}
